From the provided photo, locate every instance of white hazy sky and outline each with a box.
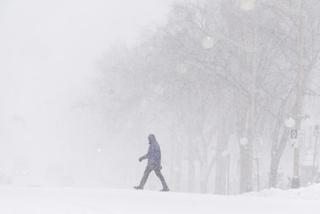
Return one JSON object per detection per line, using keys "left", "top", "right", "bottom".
{"left": 0, "top": 0, "right": 174, "bottom": 182}
{"left": 0, "top": 0, "right": 173, "bottom": 114}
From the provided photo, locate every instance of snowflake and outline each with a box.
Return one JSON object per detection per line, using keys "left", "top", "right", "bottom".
{"left": 222, "top": 150, "right": 230, "bottom": 157}
{"left": 240, "top": 0, "right": 256, "bottom": 11}
{"left": 285, "top": 117, "right": 295, "bottom": 128}
{"left": 176, "top": 63, "right": 187, "bottom": 74}
{"left": 240, "top": 137, "right": 248, "bottom": 146}
{"left": 154, "top": 85, "right": 164, "bottom": 95}
{"left": 201, "top": 36, "right": 214, "bottom": 49}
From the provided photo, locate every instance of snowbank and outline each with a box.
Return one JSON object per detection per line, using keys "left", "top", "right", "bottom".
{"left": 248, "top": 184, "right": 320, "bottom": 200}
{"left": 0, "top": 186, "right": 319, "bottom": 214}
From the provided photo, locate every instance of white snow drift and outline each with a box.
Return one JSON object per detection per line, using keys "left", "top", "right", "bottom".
{"left": 1, "top": 185, "right": 320, "bottom": 214}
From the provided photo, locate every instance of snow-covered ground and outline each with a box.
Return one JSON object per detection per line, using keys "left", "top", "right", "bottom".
{"left": 0, "top": 186, "right": 319, "bottom": 214}
{"left": 247, "top": 184, "right": 320, "bottom": 200}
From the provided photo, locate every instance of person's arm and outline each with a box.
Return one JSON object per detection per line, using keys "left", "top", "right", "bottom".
{"left": 139, "top": 144, "right": 151, "bottom": 162}
{"left": 139, "top": 154, "right": 147, "bottom": 162}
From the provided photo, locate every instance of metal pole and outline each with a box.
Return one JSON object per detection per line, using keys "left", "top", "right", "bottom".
{"left": 256, "top": 157, "right": 260, "bottom": 191}
{"left": 226, "top": 154, "right": 230, "bottom": 195}
{"left": 291, "top": 0, "right": 304, "bottom": 189}
{"left": 312, "top": 126, "right": 319, "bottom": 182}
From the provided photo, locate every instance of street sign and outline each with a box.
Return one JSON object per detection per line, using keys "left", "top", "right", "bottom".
{"left": 291, "top": 129, "right": 298, "bottom": 139}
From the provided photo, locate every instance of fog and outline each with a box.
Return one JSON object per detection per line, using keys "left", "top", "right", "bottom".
{"left": 2, "top": 0, "right": 320, "bottom": 196}
{"left": 0, "top": 0, "right": 173, "bottom": 187}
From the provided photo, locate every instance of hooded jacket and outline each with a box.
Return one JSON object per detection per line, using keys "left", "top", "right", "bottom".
{"left": 140, "top": 135, "right": 161, "bottom": 168}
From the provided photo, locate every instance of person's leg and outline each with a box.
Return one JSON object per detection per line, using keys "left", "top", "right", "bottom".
{"left": 154, "top": 168, "right": 169, "bottom": 191}
{"left": 137, "top": 166, "right": 153, "bottom": 189}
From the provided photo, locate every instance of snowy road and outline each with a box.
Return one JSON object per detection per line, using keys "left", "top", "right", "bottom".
{"left": 0, "top": 187, "right": 319, "bottom": 214}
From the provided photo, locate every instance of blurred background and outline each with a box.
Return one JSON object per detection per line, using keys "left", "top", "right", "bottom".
{"left": 0, "top": 0, "right": 174, "bottom": 188}
{"left": 1, "top": 0, "right": 320, "bottom": 195}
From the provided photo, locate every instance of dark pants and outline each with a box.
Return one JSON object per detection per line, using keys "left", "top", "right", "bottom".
{"left": 139, "top": 165, "right": 169, "bottom": 189}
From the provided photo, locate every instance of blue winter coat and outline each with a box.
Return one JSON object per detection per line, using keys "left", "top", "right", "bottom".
{"left": 140, "top": 140, "right": 161, "bottom": 168}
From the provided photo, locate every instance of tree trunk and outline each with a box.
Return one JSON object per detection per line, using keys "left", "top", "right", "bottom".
{"left": 200, "top": 165, "right": 209, "bottom": 193}
{"left": 188, "top": 137, "right": 196, "bottom": 192}
{"left": 239, "top": 108, "right": 254, "bottom": 193}
{"left": 269, "top": 127, "right": 289, "bottom": 188}
{"left": 199, "top": 137, "right": 209, "bottom": 193}
{"left": 269, "top": 152, "right": 281, "bottom": 188}
{"left": 215, "top": 122, "right": 229, "bottom": 194}
{"left": 239, "top": 139, "right": 253, "bottom": 193}
{"left": 188, "top": 159, "right": 196, "bottom": 192}
{"left": 215, "top": 155, "right": 228, "bottom": 194}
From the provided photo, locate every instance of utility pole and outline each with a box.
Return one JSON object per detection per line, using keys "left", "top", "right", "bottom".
{"left": 255, "top": 157, "right": 260, "bottom": 191}
{"left": 226, "top": 154, "right": 231, "bottom": 195}
{"left": 312, "top": 125, "right": 320, "bottom": 182}
{"left": 291, "top": 0, "right": 304, "bottom": 189}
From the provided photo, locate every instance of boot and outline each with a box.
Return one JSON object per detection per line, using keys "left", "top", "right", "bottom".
{"left": 160, "top": 187, "right": 169, "bottom": 192}
{"left": 134, "top": 186, "right": 143, "bottom": 190}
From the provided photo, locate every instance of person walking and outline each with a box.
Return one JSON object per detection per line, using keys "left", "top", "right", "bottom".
{"left": 134, "top": 134, "right": 169, "bottom": 191}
